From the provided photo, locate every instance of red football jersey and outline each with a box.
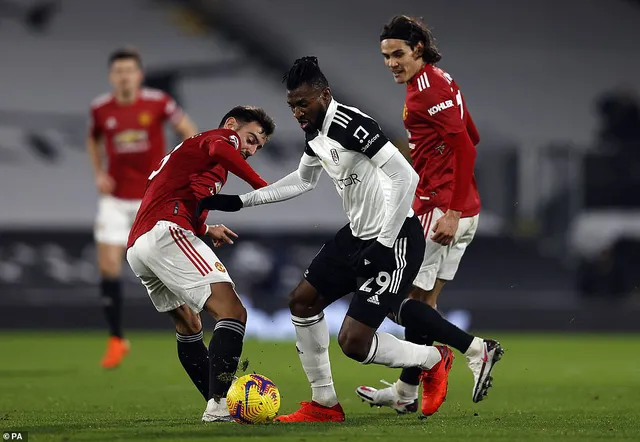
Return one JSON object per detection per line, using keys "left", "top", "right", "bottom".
{"left": 404, "top": 64, "right": 481, "bottom": 217}
{"left": 126, "top": 128, "right": 267, "bottom": 249}
{"left": 89, "top": 88, "right": 184, "bottom": 200}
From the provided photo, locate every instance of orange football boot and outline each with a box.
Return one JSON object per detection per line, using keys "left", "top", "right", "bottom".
{"left": 274, "top": 401, "right": 345, "bottom": 423}
{"left": 419, "top": 345, "right": 455, "bottom": 416}
{"left": 100, "top": 336, "right": 130, "bottom": 369}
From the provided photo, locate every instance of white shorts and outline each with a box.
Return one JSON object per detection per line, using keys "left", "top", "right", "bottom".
{"left": 126, "top": 220, "right": 234, "bottom": 313}
{"left": 413, "top": 207, "right": 479, "bottom": 291}
{"left": 94, "top": 195, "right": 142, "bottom": 246}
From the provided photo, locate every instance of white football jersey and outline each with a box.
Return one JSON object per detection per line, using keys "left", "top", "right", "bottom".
{"left": 303, "top": 99, "right": 413, "bottom": 240}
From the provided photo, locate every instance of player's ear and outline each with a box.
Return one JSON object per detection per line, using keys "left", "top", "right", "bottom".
{"left": 320, "top": 87, "right": 332, "bottom": 106}
{"left": 223, "top": 117, "right": 238, "bottom": 131}
{"left": 412, "top": 42, "right": 424, "bottom": 60}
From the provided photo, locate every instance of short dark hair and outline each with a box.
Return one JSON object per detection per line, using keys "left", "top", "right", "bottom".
{"left": 282, "top": 56, "right": 329, "bottom": 91}
{"left": 380, "top": 15, "right": 441, "bottom": 64}
{"left": 108, "top": 47, "right": 143, "bottom": 68}
{"left": 218, "top": 106, "right": 276, "bottom": 137}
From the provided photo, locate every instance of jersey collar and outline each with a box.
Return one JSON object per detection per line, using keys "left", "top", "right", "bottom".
{"left": 320, "top": 98, "right": 339, "bottom": 135}
{"left": 407, "top": 63, "right": 429, "bottom": 89}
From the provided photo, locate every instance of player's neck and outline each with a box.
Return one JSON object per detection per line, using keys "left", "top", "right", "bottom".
{"left": 114, "top": 89, "right": 139, "bottom": 105}
{"left": 407, "top": 62, "right": 427, "bottom": 84}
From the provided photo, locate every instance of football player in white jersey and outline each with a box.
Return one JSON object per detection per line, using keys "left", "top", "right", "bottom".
{"left": 197, "top": 57, "right": 503, "bottom": 423}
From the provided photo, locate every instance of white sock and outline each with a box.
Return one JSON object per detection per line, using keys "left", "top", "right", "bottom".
{"left": 363, "top": 332, "right": 442, "bottom": 370}
{"left": 464, "top": 337, "right": 484, "bottom": 357}
{"left": 291, "top": 313, "right": 338, "bottom": 407}
{"left": 395, "top": 379, "right": 419, "bottom": 400}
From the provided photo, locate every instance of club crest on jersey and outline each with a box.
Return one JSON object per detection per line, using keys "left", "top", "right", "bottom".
{"left": 330, "top": 148, "right": 340, "bottom": 165}
{"left": 229, "top": 135, "right": 240, "bottom": 149}
{"left": 106, "top": 117, "right": 117, "bottom": 129}
{"left": 402, "top": 103, "right": 408, "bottom": 121}
{"left": 139, "top": 111, "right": 152, "bottom": 126}
{"left": 207, "top": 182, "right": 223, "bottom": 196}
{"left": 215, "top": 262, "right": 226, "bottom": 273}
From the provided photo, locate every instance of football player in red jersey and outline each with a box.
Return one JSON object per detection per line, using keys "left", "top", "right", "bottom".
{"left": 87, "top": 48, "right": 198, "bottom": 369}
{"left": 357, "top": 15, "right": 489, "bottom": 416}
{"left": 126, "top": 105, "right": 275, "bottom": 422}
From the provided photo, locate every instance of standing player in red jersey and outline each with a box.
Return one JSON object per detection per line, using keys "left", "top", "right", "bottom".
{"left": 126, "top": 106, "right": 275, "bottom": 422}
{"left": 87, "top": 47, "right": 198, "bottom": 369}
{"left": 357, "top": 15, "right": 492, "bottom": 415}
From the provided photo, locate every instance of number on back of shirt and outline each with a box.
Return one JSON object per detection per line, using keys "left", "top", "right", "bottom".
{"left": 148, "top": 141, "right": 183, "bottom": 180}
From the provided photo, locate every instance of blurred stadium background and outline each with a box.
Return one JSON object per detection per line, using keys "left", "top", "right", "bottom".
{"left": 2, "top": 0, "right": 640, "bottom": 337}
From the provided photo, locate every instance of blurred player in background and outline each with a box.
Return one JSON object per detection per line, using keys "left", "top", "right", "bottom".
{"left": 357, "top": 15, "right": 482, "bottom": 416}
{"left": 87, "top": 47, "right": 198, "bottom": 369}
{"left": 127, "top": 106, "right": 274, "bottom": 422}
{"left": 199, "top": 57, "right": 502, "bottom": 423}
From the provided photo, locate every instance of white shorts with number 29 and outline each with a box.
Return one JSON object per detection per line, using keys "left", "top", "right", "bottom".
{"left": 413, "top": 207, "right": 479, "bottom": 291}
{"left": 126, "top": 221, "right": 234, "bottom": 313}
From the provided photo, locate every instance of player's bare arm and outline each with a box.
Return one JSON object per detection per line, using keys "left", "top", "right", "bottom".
{"left": 86, "top": 134, "right": 114, "bottom": 195}
{"left": 173, "top": 113, "right": 198, "bottom": 140}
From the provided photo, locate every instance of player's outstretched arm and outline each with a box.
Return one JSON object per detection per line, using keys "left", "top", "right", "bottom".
{"left": 239, "top": 153, "right": 322, "bottom": 207}
{"left": 195, "top": 153, "right": 322, "bottom": 216}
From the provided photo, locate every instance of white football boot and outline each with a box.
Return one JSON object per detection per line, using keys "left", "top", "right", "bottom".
{"left": 202, "top": 397, "right": 234, "bottom": 422}
{"left": 356, "top": 380, "right": 418, "bottom": 414}
{"left": 466, "top": 338, "right": 504, "bottom": 403}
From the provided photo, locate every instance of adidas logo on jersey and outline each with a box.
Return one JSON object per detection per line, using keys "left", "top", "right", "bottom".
{"left": 367, "top": 295, "right": 380, "bottom": 305}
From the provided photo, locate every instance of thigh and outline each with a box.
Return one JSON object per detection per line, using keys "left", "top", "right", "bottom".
{"left": 94, "top": 196, "right": 134, "bottom": 247}
{"left": 304, "top": 228, "right": 358, "bottom": 306}
{"left": 126, "top": 246, "right": 184, "bottom": 313}
{"left": 413, "top": 208, "right": 448, "bottom": 291}
{"left": 144, "top": 221, "right": 234, "bottom": 313}
{"left": 437, "top": 213, "right": 479, "bottom": 281}
{"left": 348, "top": 216, "right": 425, "bottom": 329}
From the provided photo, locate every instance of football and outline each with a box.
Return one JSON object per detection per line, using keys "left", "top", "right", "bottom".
{"left": 226, "top": 374, "right": 280, "bottom": 424}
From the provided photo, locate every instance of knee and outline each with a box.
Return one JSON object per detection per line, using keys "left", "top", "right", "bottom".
{"left": 337, "top": 328, "right": 371, "bottom": 363}
{"left": 410, "top": 286, "right": 436, "bottom": 307}
{"left": 288, "top": 285, "right": 321, "bottom": 318}
{"left": 98, "top": 257, "right": 122, "bottom": 279}
{"left": 220, "top": 301, "right": 247, "bottom": 324}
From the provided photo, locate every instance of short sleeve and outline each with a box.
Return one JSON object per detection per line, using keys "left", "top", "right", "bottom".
{"left": 328, "top": 108, "right": 390, "bottom": 159}
{"left": 163, "top": 95, "right": 184, "bottom": 124}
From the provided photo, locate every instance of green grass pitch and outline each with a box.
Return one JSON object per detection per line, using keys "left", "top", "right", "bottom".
{"left": 1, "top": 332, "right": 639, "bottom": 441}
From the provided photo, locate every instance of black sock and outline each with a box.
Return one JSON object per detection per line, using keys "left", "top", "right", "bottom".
{"left": 398, "top": 299, "right": 473, "bottom": 353}
{"left": 399, "top": 328, "right": 435, "bottom": 386}
{"left": 177, "top": 329, "right": 209, "bottom": 400}
{"left": 208, "top": 318, "right": 245, "bottom": 400}
{"left": 100, "top": 278, "right": 123, "bottom": 338}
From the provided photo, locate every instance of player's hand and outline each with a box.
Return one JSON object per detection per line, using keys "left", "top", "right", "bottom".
{"left": 359, "top": 240, "right": 395, "bottom": 277}
{"left": 431, "top": 210, "right": 460, "bottom": 246}
{"left": 196, "top": 194, "right": 243, "bottom": 217}
{"left": 206, "top": 224, "right": 238, "bottom": 247}
{"left": 95, "top": 172, "right": 115, "bottom": 195}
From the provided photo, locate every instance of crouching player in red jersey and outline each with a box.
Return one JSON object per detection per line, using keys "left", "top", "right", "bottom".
{"left": 357, "top": 16, "right": 502, "bottom": 415}
{"left": 126, "top": 106, "right": 275, "bottom": 422}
